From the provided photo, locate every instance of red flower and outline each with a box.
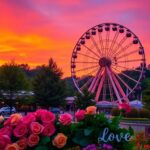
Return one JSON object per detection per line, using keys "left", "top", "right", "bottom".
{"left": 28, "top": 134, "right": 40, "bottom": 147}
{"left": 75, "top": 110, "right": 86, "bottom": 121}
{"left": 0, "top": 135, "right": 11, "bottom": 150}
{"left": 13, "top": 123, "right": 28, "bottom": 138}
{"left": 144, "top": 144, "right": 150, "bottom": 150}
{"left": 118, "top": 103, "right": 131, "bottom": 113}
{"left": 42, "top": 123, "right": 55, "bottom": 136}
{"left": 59, "top": 113, "right": 72, "bottom": 126}
{"left": 36, "top": 109, "right": 56, "bottom": 124}
{"left": 17, "top": 137, "right": 28, "bottom": 150}
{"left": 30, "top": 122, "right": 44, "bottom": 135}
{"left": 21, "top": 113, "right": 36, "bottom": 126}
{"left": 0, "top": 126, "right": 12, "bottom": 137}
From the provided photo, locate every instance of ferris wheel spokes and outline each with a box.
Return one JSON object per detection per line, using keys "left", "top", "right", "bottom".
{"left": 77, "top": 52, "right": 99, "bottom": 61}
{"left": 113, "top": 42, "right": 133, "bottom": 57}
{"left": 112, "top": 36, "right": 127, "bottom": 55}
{"left": 111, "top": 70, "right": 129, "bottom": 103}
{"left": 91, "top": 68, "right": 104, "bottom": 93}
{"left": 108, "top": 31, "right": 119, "bottom": 56}
{"left": 95, "top": 71, "right": 106, "bottom": 102}
{"left": 80, "top": 77, "right": 93, "bottom": 91}
{"left": 112, "top": 72, "right": 132, "bottom": 92}
{"left": 88, "top": 68, "right": 102, "bottom": 92}
{"left": 82, "top": 44, "right": 100, "bottom": 58}
{"left": 98, "top": 32, "right": 104, "bottom": 56}
{"left": 112, "top": 67, "right": 140, "bottom": 84}
{"left": 90, "top": 35, "right": 102, "bottom": 56}
{"left": 71, "top": 23, "right": 145, "bottom": 103}
{"left": 116, "top": 49, "right": 140, "bottom": 60}
{"left": 106, "top": 67, "right": 122, "bottom": 103}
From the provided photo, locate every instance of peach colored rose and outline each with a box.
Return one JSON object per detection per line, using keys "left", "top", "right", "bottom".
{"left": 13, "top": 124, "right": 28, "bottom": 138}
{"left": 28, "top": 134, "right": 40, "bottom": 147}
{"left": 75, "top": 110, "right": 86, "bottom": 121}
{"left": 0, "top": 126, "right": 13, "bottom": 136}
{"left": 21, "top": 113, "right": 36, "bottom": 126}
{"left": 52, "top": 133, "right": 67, "bottom": 149}
{"left": 86, "top": 106, "right": 97, "bottom": 115}
{"left": 4, "top": 114, "right": 22, "bottom": 126}
{"left": 0, "top": 115, "right": 4, "bottom": 123}
{"left": 42, "top": 123, "right": 55, "bottom": 136}
{"left": 30, "top": 122, "right": 43, "bottom": 135}
{"left": 17, "top": 137, "right": 27, "bottom": 150}
{"left": 5, "top": 143, "right": 19, "bottom": 150}
{"left": 59, "top": 113, "right": 72, "bottom": 126}
{"left": 0, "top": 135, "right": 11, "bottom": 150}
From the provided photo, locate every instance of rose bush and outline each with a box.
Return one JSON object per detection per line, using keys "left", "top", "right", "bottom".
{"left": 0, "top": 106, "right": 134, "bottom": 150}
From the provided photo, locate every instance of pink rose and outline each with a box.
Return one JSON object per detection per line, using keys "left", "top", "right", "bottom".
{"left": 28, "top": 134, "right": 40, "bottom": 147}
{"left": 75, "top": 110, "right": 86, "bottom": 121}
{"left": 42, "top": 123, "right": 55, "bottom": 136}
{"left": 59, "top": 113, "right": 72, "bottom": 126}
{"left": 41, "top": 111, "right": 56, "bottom": 124}
{"left": 21, "top": 113, "right": 36, "bottom": 126}
{"left": 17, "top": 137, "right": 28, "bottom": 150}
{"left": 30, "top": 122, "right": 43, "bottom": 135}
{"left": 35, "top": 109, "right": 48, "bottom": 120}
{"left": 13, "top": 123, "right": 28, "bottom": 138}
{"left": 0, "top": 126, "right": 12, "bottom": 137}
{"left": 0, "top": 135, "right": 11, "bottom": 150}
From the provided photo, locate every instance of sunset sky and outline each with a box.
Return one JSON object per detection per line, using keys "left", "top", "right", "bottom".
{"left": 0, "top": 0, "right": 150, "bottom": 77}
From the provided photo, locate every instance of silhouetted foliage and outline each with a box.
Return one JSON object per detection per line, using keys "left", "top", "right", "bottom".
{"left": 0, "top": 62, "right": 30, "bottom": 112}
{"left": 75, "top": 89, "right": 96, "bottom": 109}
{"left": 33, "top": 58, "right": 66, "bottom": 108}
{"left": 142, "top": 78, "right": 150, "bottom": 109}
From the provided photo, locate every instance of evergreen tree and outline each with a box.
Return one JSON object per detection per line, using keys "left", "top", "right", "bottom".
{"left": 142, "top": 78, "right": 150, "bottom": 109}
{"left": 33, "top": 58, "right": 66, "bottom": 108}
{"left": 75, "top": 89, "right": 96, "bottom": 109}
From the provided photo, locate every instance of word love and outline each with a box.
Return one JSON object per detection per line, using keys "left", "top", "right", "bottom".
{"left": 98, "top": 128, "right": 130, "bottom": 143}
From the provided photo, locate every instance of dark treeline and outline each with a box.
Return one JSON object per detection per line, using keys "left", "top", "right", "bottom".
{"left": 0, "top": 59, "right": 76, "bottom": 112}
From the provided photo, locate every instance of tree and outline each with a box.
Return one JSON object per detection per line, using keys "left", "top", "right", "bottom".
{"left": 63, "top": 77, "right": 76, "bottom": 96}
{"left": 75, "top": 89, "right": 96, "bottom": 109}
{"left": 0, "top": 62, "right": 30, "bottom": 113}
{"left": 33, "top": 58, "right": 66, "bottom": 108}
{"left": 142, "top": 78, "right": 150, "bottom": 109}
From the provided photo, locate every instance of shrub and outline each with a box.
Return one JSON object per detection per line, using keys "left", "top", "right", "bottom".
{"left": 126, "top": 108, "right": 139, "bottom": 118}
{"left": 139, "top": 108, "right": 150, "bottom": 118}
{"left": 111, "top": 108, "right": 121, "bottom": 116}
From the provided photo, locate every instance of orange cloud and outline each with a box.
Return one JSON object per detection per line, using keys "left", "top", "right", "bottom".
{"left": 0, "top": 0, "right": 149, "bottom": 77}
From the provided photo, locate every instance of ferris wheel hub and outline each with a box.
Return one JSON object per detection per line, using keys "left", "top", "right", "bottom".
{"left": 99, "top": 57, "right": 112, "bottom": 67}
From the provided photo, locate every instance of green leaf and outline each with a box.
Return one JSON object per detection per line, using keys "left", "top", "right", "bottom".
{"left": 79, "top": 138, "right": 91, "bottom": 147}
{"left": 35, "top": 146, "right": 48, "bottom": 150}
{"left": 128, "top": 126, "right": 134, "bottom": 136}
{"left": 72, "top": 129, "right": 84, "bottom": 144}
{"left": 41, "top": 136, "right": 50, "bottom": 145}
{"left": 84, "top": 127, "right": 93, "bottom": 136}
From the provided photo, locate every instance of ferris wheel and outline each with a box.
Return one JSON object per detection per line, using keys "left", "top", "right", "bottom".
{"left": 71, "top": 23, "right": 146, "bottom": 104}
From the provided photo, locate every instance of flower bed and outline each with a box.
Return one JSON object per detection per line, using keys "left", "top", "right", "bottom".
{"left": 0, "top": 106, "right": 135, "bottom": 150}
